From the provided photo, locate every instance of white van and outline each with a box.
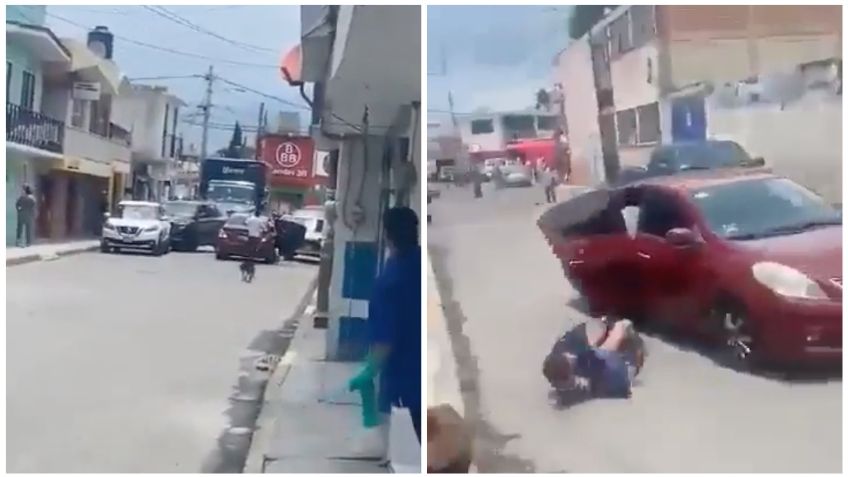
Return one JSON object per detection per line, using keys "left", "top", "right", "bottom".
{"left": 285, "top": 205, "right": 325, "bottom": 257}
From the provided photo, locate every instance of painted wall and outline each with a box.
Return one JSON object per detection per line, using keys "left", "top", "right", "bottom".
{"left": 555, "top": 39, "right": 605, "bottom": 185}
{"left": 6, "top": 43, "right": 43, "bottom": 112}
{"left": 113, "top": 88, "right": 179, "bottom": 160}
{"left": 707, "top": 91, "right": 842, "bottom": 204}
{"left": 458, "top": 114, "right": 506, "bottom": 154}
{"left": 326, "top": 135, "right": 385, "bottom": 360}
{"left": 611, "top": 42, "right": 661, "bottom": 111}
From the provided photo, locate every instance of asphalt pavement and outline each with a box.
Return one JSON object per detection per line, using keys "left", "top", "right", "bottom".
{"left": 428, "top": 181, "right": 842, "bottom": 473}
{"left": 6, "top": 248, "right": 317, "bottom": 472}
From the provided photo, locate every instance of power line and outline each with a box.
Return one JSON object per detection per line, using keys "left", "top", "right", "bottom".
{"left": 142, "top": 6, "right": 276, "bottom": 54}
{"left": 128, "top": 75, "right": 202, "bottom": 81}
{"left": 46, "top": 12, "right": 281, "bottom": 69}
{"left": 213, "top": 76, "right": 310, "bottom": 111}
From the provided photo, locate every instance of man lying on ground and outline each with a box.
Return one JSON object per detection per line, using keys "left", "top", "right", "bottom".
{"left": 543, "top": 318, "right": 645, "bottom": 404}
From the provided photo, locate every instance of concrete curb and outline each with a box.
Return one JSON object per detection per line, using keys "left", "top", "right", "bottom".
{"left": 244, "top": 283, "right": 318, "bottom": 474}
{"left": 6, "top": 244, "right": 99, "bottom": 267}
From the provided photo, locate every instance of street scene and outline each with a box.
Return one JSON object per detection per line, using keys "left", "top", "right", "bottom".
{"left": 427, "top": 5, "right": 842, "bottom": 473}
{"left": 7, "top": 4, "right": 421, "bottom": 473}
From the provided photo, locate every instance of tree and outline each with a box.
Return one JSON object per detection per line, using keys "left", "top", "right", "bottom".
{"left": 226, "top": 122, "right": 243, "bottom": 157}
{"left": 568, "top": 5, "right": 617, "bottom": 40}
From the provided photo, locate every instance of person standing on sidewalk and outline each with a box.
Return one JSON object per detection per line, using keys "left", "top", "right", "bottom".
{"left": 15, "top": 185, "right": 36, "bottom": 247}
{"left": 349, "top": 206, "right": 422, "bottom": 442}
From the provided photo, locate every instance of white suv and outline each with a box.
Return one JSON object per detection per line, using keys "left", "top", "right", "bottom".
{"left": 101, "top": 201, "right": 172, "bottom": 255}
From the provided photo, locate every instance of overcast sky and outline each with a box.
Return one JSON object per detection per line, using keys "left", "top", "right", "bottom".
{"left": 427, "top": 5, "right": 572, "bottom": 127}
{"left": 45, "top": 5, "right": 305, "bottom": 152}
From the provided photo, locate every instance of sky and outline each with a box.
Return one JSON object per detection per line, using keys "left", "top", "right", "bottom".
{"left": 44, "top": 5, "right": 305, "bottom": 153}
{"left": 427, "top": 5, "right": 572, "bottom": 129}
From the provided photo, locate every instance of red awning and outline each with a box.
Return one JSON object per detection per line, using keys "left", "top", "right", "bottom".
{"left": 280, "top": 44, "right": 302, "bottom": 86}
{"left": 506, "top": 138, "right": 561, "bottom": 167}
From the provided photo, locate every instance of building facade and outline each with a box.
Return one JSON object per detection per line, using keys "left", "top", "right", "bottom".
{"left": 6, "top": 8, "right": 132, "bottom": 244}
{"left": 457, "top": 109, "right": 559, "bottom": 164}
{"left": 113, "top": 84, "right": 185, "bottom": 201}
{"left": 556, "top": 5, "right": 842, "bottom": 198}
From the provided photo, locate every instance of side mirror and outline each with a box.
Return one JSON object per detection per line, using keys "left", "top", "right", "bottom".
{"left": 749, "top": 157, "right": 766, "bottom": 167}
{"left": 665, "top": 227, "right": 701, "bottom": 248}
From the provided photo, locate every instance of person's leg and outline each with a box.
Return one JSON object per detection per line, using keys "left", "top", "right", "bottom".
{"left": 598, "top": 319, "right": 635, "bottom": 352}
{"left": 25, "top": 217, "right": 34, "bottom": 246}
{"left": 16, "top": 216, "right": 24, "bottom": 246}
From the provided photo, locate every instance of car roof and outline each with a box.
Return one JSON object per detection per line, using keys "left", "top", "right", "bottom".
{"left": 627, "top": 168, "right": 778, "bottom": 192}
{"left": 119, "top": 200, "right": 159, "bottom": 206}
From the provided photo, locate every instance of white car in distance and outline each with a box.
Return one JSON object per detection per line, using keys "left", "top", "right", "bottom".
{"left": 101, "top": 201, "right": 172, "bottom": 255}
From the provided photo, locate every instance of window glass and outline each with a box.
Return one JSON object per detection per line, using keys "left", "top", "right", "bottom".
{"left": 470, "top": 119, "right": 494, "bottom": 134}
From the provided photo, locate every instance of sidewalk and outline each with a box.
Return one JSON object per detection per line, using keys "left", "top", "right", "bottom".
{"left": 246, "top": 298, "right": 420, "bottom": 473}
{"left": 6, "top": 239, "right": 100, "bottom": 266}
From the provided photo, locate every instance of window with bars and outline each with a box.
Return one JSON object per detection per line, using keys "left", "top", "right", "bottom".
{"left": 617, "top": 102, "right": 661, "bottom": 146}
{"left": 20, "top": 70, "right": 35, "bottom": 110}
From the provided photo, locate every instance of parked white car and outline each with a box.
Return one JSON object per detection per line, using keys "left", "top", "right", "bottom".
{"left": 285, "top": 205, "right": 325, "bottom": 258}
{"left": 101, "top": 201, "right": 171, "bottom": 255}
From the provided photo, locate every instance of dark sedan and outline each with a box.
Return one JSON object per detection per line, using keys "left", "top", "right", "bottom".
{"left": 215, "top": 213, "right": 279, "bottom": 263}
{"left": 163, "top": 201, "right": 227, "bottom": 252}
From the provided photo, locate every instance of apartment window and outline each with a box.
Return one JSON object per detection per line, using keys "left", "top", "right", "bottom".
{"left": 630, "top": 5, "right": 656, "bottom": 49}
{"left": 89, "top": 97, "right": 111, "bottom": 136}
{"left": 6, "top": 62, "right": 12, "bottom": 100}
{"left": 20, "top": 70, "right": 35, "bottom": 110}
{"left": 71, "top": 99, "right": 86, "bottom": 128}
{"left": 537, "top": 115, "right": 558, "bottom": 131}
{"left": 637, "top": 102, "right": 660, "bottom": 144}
{"left": 616, "top": 108, "right": 637, "bottom": 146}
{"left": 470, "top": 119, "right": 494, "bottom": 135}
{"left": 617, "top": 102, "right": 661, "bottom": 146}
{"left": 502, "top": 115, "right": 535, "bottom": 132}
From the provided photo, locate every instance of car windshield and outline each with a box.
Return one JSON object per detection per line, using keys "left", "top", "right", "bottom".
{"left": 653, "top": 141, "right": 751, "bottom": 171}
{"left": 207, "top": 182, "right": 254, "bottom": 204}
{"left": 118, "top": 204, "right": 159, "bottom": 220}
{"left": 691, "top": 177, "right": 841, "bottom": 240}
{"left": 163, "top": 202, "right": 198, "bottom": 218}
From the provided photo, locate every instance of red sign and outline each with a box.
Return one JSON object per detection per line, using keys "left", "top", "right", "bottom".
{"left": 259, "top": 135, "right": 318, "bottom": 188}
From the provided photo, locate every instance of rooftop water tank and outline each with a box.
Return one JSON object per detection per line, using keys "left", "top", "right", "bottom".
{"left": 87, "top": 26, "right": 113, "bottom": 60}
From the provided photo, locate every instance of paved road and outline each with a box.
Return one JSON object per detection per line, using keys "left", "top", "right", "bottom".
{"left": 6, "top": 249, "right": 317, "bottom": 472}
{"left": 428, "top": 183, "right": 842, "bottom": 473}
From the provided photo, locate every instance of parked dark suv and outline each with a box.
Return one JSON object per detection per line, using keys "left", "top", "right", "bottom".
{"left": 163, "top": 201, "right": 227, "bottom": 252}
{"left": 616, "top": 140, "right": 766, "bottom": 186}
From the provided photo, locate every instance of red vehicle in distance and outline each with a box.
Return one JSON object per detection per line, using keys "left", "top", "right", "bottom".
{"left": 538, "top": 169, "right": 842, "bottom": 368}
{"left": 215, "top": 213, "right": 279, "bottom": 264}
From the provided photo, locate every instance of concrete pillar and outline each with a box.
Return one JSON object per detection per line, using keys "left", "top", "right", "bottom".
{"left": 326, "top": 135, "right": 385, "bottom": 361}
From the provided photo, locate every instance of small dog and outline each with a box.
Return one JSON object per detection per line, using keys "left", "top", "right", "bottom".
{"left": 239, "top": 260, "right": 256, "bottom": 283}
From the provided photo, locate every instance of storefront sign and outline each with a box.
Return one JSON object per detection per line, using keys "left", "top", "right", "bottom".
{"left": 72, "top": 82, "right": 101, "bottom": 101}
{"left": 259, "top": 134, "right": 321, "bottom": 188}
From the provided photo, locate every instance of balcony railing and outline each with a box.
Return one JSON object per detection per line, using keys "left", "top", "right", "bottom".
{"left": 109, "top": 122, "right": 132, "bottom": 148}
{"left": 6, "top": 102, "right": 65, "bottom": 154}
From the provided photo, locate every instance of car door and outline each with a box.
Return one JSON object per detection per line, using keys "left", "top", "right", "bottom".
{"left": 195, "top": 205, "right": 218, "bottom": 245}
{"left": 202, "top": 204, "right": 226, "bottom": 245}
{"left": 633, "top": 186, "right": 704, "bottom": 326}
{"left": 537, "top": 188, "right": 640, "bottom": 317}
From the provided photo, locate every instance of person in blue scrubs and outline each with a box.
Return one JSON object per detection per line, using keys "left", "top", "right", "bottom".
{"left": 349, "top": 206, "right": 421, "bottom": 441}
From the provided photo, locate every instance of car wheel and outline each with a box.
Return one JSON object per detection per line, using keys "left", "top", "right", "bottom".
{"left": 710, "top": 298, "right": 757, "bottom": 370}
{"left": 100, "top": 241, "right": 111, "bottom": 253}
{"left": 265, "top": 248, "right": 280, "bottom": 264}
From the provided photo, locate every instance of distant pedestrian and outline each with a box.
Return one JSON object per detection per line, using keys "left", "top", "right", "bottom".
{"left": 15, "top": 185, "right": 36, "bottom": 247}
{"left": 245, "top": 210, "right": 266, "bottom": 256}
{"left": 543, "top": 168, "right": 558, "bottom": 204}
{"left": 348, "top": 206, "right": 421, "bottom": 442}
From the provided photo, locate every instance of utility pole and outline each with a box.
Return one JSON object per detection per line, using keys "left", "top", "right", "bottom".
{"left": 200, "top": 65, "right": 214, "bottom": 161}
{"left": 254, "top": 102, "right": 265, "bottom": 160}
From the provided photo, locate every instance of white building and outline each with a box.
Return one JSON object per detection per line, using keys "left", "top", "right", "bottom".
{"left": 555, "top": 5, "right": 842, "bottom": 201}
{"left": 457, "top": 109, "right": 558, "bottom": 163}
{"left": 6, "top": 10, "right": 131, "bottom": 243}
{"left": 113, "top": 84, "right": 186, "bottom": 201}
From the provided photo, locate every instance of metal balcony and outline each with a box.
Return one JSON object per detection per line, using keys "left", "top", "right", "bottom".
{"left": 6, "top": 102, "right": 65, "bottom": 153}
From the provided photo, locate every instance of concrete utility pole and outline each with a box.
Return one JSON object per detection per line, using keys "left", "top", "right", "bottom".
{"left": 200, "top": 65, "right": 214, "bottom": 161}
{"left": 254, "top": 102, "right": 265, "bottom": 160}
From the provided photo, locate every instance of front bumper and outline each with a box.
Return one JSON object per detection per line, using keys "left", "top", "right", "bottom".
{"left": 102, "top": 228, "right": 161, "bottom": 249}
{"left": 754, "top": 297, "right": 842, "bottom": 364}
{"left": 297, "top": 239, "right": 322, "bottom": 256}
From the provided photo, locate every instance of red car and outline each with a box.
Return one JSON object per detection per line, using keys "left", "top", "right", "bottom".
{"left": 539, "top": 169, "right": 842, "bottom": 368}
{"left": 215, "top": 214, "right": 279, "bottom": 263}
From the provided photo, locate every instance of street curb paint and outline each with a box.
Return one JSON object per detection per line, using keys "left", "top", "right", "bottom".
{"left": 5, "top": 244, "right": 99, "bottom": 267}
{"left": 243, "top": 279, "right": 319, "bottom": 474}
